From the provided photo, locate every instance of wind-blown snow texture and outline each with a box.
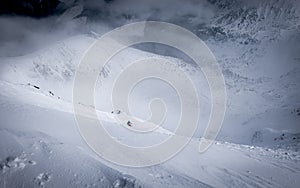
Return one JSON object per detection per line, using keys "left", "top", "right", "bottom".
{"left": 0, "top": 0, "right": 300, "bottom": 187}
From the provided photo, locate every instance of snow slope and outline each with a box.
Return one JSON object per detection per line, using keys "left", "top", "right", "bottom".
{"left": 0, "top": 78, "right": 299, "bottom": 187}
{"left": 0, "top": 33, "right": 299, "bottom": 187}
{"left": 0, "top": 0, "right": 300, "bottom": 187}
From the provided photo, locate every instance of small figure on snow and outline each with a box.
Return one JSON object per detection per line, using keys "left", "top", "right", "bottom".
{"left": 49, "top": 91, "right": 54, "bottom": 96}
{"left": 127, "top": 120, "right": 133, "bottom": 127}
{"left": 111, "top": 110, "right": 121, "bottom": 114}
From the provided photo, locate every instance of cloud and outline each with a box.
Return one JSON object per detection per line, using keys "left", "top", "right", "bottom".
{"left": 0, "top": 0, "right": 214, "bottom": 57}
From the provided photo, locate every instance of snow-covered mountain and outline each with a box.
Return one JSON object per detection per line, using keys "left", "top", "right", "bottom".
{"left": 0, "top": 0, "right": 300, "bottom": 187}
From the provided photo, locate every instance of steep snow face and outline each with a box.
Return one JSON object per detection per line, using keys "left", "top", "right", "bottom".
{"left": 81, "top": 0, "right": 300, "bottom": 144}
{"left": 0, "top": 36, "right": 94, "bottom": 101}
{"left": 1, "top": 0, "right": 299, "bottom": 145}
{"left": 0, "top": 34, "right": 212, "bottom": 144}
{"left": 205, "top": 0, "right": 300, "bottom": 144}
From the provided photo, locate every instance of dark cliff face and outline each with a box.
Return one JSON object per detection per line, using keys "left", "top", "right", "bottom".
{"left": 0, "top": 0, "right": 114, "bottom": 18}
{"left": 0, "top": 0, "right": 62, "bottom": 17}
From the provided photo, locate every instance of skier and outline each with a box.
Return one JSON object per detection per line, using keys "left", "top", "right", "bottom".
{"left": 111, "top": 109, "right": 121, "bottom": 114}
{"left": 127, "top": 120, "right": 133, "bottom": 127}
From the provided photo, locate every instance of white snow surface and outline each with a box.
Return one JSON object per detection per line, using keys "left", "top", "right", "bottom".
{"left": 0, "top": 33, "right": 299, "bottom": 187}
{"left": 1, "top": 0, "right": 300, "bottom": 187}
